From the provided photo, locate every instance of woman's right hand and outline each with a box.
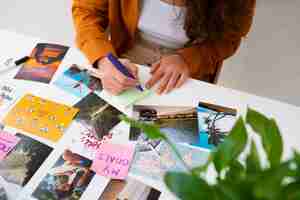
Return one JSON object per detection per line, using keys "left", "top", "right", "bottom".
{"left": 94, "top": 57, "right": 139, "bottom": 95}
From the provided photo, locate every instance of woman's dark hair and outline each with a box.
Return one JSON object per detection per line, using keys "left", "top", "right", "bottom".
{"left": 184, "top": 0, "right": 246, "bottom": 41}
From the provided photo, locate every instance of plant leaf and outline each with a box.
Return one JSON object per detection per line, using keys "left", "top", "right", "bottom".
{"left": 226, "top": 160, "right": 245, "bottom": 182}
{"left": 164, "top": 172, "right": 215, "bottom": 200}
{"left": 215, "top": 181, "right": 244, "bottom": 200}
{"left": 246, "top": 140, "right": 261, "bottom": 174}
{"left": 280, "top": 181, "right": 300, "bottom": 200}
{"left": 267, "top": 119, "right": 283, "bottom": 166}
{"left": 191, "top": 155, "right": 213, "bottom": 175}
{"left": 253, "top": 161, "right": 290, "bottom": 199}
{"left": 293, "top": 151, "right": 300, "bottom": 179}
{"left": 246, "top": 108, "right": 283, "bottom": 167}
{"left": 213, "top": 117, "right": 248, "bottom": 173}
{"left": 120, "top": 115, "right": 167, "bottom": 140}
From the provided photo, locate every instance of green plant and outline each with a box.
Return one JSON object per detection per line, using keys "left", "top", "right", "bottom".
{"left": 121, "top": 108, "right": 300, "bottom": 200}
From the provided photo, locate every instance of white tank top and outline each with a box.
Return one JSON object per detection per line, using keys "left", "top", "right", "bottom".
{"left": 138, "top": 0, "right": 190, "bottom": 49}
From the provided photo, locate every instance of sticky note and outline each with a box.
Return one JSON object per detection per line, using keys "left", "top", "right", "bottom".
{"left": 0, "top": 131, "right": 20, "bottom": 160}
{"left": 101, "top": 88, "right": 152, "bottom": 108}
{"left": 91, "top": 143, "right": 135, "bottom": 180}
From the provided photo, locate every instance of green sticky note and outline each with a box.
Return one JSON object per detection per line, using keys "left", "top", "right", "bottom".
{"left": 101, "top": 88, "right": 152, "bottom": 108}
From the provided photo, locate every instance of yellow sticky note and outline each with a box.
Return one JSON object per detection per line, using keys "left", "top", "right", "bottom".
{"left": 3, "top": 94, "right": 79, "bottom": 142}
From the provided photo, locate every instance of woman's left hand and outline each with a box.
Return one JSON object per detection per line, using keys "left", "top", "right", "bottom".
{"left": 146, "top": 54, "right": 190, "bottom": 94}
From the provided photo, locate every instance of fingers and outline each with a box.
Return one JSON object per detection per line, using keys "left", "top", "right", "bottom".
{"left": 175, "top": 73, "right": 188, "bottom": 89}
{"left": 146, "top": 69, "right": 164, "bottom": 89}
{"left": 157, "top": 73, "right": 172, "bottom": 94}
{"left": 98, "top": 57, "right": 140, "bottom": 95}
{"left": 165, "top": 73, "right": 181, "bottom": 94}
{"left": 103, "top": 78, "right": 131, "bottom": 95}
{"left": 126, "top": 61, "right": 139, "bottom": 79}
{"left": 89, "top": 69, "right": 104, "bottom": 79}
{"left": 150, "top": 61, "right": 160, "bottom": 74}
{"left": 112, "top": 68, "right": 138, "bottom": 87}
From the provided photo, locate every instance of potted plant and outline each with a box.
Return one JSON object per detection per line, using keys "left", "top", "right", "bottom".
{"left": 122, "top": 108, "right": 300, "bottom": 200}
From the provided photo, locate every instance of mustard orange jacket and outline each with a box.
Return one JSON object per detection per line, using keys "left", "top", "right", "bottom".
{"left": 72, "top": 0, "right": 255, "bottom": 80}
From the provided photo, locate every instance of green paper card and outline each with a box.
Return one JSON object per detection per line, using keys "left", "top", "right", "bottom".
{"left": 101, "top": 88, "right": 152, "bottom": 108}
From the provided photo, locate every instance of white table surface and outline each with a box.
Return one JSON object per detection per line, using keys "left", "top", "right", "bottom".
{"left": 0, "top": 29, "right": 300, "bottom": 198}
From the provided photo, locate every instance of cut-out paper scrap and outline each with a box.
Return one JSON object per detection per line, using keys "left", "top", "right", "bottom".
{"left": 14, "top": 43, "right": 69, "bottom": 83}
{"left": 0, "top": 131, "right": 20, "bottom": 161}
{"left": 91, "top": 143, "right": 135, "bottom": 180}
{"left": 3, "top": 94, "right": 79, "bottom": 142}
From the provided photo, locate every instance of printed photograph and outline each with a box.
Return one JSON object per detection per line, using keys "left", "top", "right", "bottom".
{"left": 130, "top": 142, "right": 210, "bottom": 182}
{"left": 65, "top": 64, "right": 103, "bottom": 93}
{"left": 197, "top": 102, "right": 237, "bottom": 149}
{"left": 130, "top": 105, "right": 199, "bottom": 153}
{"left": 32, "top": 149, "right": 95, "bottom": 200}
{"left": 14, "top": 43, "right": 69, "bottom": 83}
{"left": 3, "top": 94, "right": 79, "bottom": 143}
{"left": 98, "top": 178, "right": 161, "bottom": 200}
{"left": 74, "top": 93, "right": 121, "bottom": 140}
{"left": 53, "top": 69, "right": 91, "bottom": 99}
{"left": 54, "top": 64, "right": 103, "bottom": 99}
{"left": 0, "top": 133, "right": 53, "bottom": 199}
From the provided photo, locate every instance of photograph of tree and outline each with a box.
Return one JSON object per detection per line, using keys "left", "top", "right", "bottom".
{"left": 0, "top": 133, "right": 53, "bottom": 199}
{"left": 32, "top": 149, "right": 95, "bottom": 200}
{"left": 98, "top": 178, "right": 161, "bottom": 200}
{"left": 197, "top": 102, "right": 237, "bottom": 149}
{"left": 74, "top": 93, "right": 122, "bottom": 140}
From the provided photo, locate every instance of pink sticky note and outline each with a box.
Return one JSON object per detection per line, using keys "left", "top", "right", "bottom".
{"left": 91, "top": 143, "right": 135, "bottom": 180}
{"left": 0, "top": 131, "right": 20, "bottom": 160}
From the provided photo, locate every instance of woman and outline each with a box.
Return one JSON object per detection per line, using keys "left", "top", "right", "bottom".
{"left": 72, "top": 0, "right": 255, "bottom": 95}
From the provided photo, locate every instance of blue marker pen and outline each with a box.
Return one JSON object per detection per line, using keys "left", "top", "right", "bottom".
{"left": 106, "top": 53, "right": 144, "bottom": 92}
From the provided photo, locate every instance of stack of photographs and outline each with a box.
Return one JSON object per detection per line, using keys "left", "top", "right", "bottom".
{"left": 128, "top": 105, "right": 210, "bottom": 182}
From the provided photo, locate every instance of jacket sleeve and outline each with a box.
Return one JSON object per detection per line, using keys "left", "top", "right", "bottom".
{"left": 72, "top": 0, "right": 116, "bottom": 64}
{"left": 177, "top": 0, "right": 256, "bottom": 79}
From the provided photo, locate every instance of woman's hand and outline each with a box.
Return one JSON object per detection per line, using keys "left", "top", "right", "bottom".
{"left": 94, "top": 57, "right": 139, "bottom": 95}
{"left": 146, "top": 54, "right": 190, "bottom": 94}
